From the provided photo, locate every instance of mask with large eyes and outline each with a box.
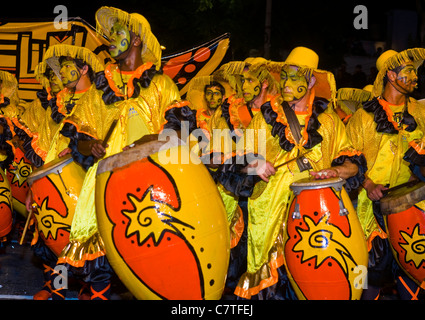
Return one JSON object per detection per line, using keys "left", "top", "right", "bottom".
{"left": 204, "top": 86, "right": 223, "bottom": 110}
{"left": 241, "top": 70, "right": 261, "bottom": 103}
{"left": 280, "top": 65, "right": 309, "bottom": 102}
{"left": 109, "top": 22, "right": 131, "bottom": 58}
{"left": 59, "top": 60, "right": 80, "bottom": 87}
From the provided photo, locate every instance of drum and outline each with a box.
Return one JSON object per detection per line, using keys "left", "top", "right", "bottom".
{"left": 380, "top": 181, "right": 425, "bottom": 288}
{"left": 6, "top": 147, "right": 32, "bottom": 217}
{"left": 95, "top": 139, "right": 230, "bottom": 300}
{"left": 284, "top": 177, "right": 368, "bottom": 300}
{"left": 0, "top": 168, "right": 13, "bottom": 238}
{"left": 27, "top": 154, "right": 86, "bottom": 256}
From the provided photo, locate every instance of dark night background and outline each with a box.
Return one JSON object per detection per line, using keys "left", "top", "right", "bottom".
{"left": 3, "top": 0, "right": 425, "bottom": 96}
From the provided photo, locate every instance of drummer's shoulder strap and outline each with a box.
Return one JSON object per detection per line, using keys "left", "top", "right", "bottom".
{"left": 281, "top": 101, "right": 312, "bottom": 172}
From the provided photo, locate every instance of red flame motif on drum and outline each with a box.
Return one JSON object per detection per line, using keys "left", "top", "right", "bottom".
{"left": 104, "top": 157, "right": 204, "bottom": 300}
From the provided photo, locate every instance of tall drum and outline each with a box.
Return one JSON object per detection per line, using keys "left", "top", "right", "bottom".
{"left": 27, "top": 155, "right": 86, "bottom": 256}
{"left": 0, "top": 168, "right": 12, "bottom": 238}
{"left": 380, "top": 181, "right": 425, "bottom": 289}
{"left": 284, "top": 177, "right": 368, "bottom": 300}
{"left": 95, "top": 139, "right": 230, "bottom": 300}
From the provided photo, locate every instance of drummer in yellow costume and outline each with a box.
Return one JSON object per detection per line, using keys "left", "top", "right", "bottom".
{"left": 58, "top": 7, "right": 180, "bottom": 300}
{"left": 215, "top": 47, "right": 367, "bottom": 299}
{"left": 12, "top": 60, "right": 64, "bottom": 168}
{"left": 346, "top": 48, "right": 425, "bottom": 300}
{"left": 22, "top": 44, "right": 105, "bottom": 300}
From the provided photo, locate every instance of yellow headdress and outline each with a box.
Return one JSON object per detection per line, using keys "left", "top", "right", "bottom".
{"left": 186, "top": 74, "right": 233, "bottom": 110}
{"left": 95, "top": 6, "right": 162, "bottom": 70}
{"left": 39, "top": 44, "right": 104, "bottom": 79}
{"left": 336, "top": 87, "right": 372, "bottom": 103}
{"left": 0, "top": 70, "right": 19, "bottom": 105}
{"left": 372, "top": 48, "right": 425, "bottom": 97}
{"left": 214, "top": 57, "right": 279, "bottom": 98}
{"left": 268, "top": 46, "right": 337, "bottom": 102}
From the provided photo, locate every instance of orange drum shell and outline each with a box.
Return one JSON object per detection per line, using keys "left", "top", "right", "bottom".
{"left": 385, "top": 205, "right": 425, "bottom": 288}
{"left": 284, "top": 181, "right": 368, "bottom": 300}
{"left": 96, "top": 144, "right": 230, "bottom": 300}
{"left": 29, "top": 157, "right": 85, "bottom": 256}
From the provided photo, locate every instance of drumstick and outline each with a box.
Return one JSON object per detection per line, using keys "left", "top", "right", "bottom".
{"left": 102, "top": 119, "right": 118, "bottom": 148}
{"left": 274, "top": 149, "right": 313, "bottom": 170}
{"left": 19, "top": 209, "right": 33, "bottom": 245}
{"left": 382, "top": 179, "right": 420, "bottom": 196}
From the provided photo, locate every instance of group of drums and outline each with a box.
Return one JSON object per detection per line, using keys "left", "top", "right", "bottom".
{"left": 1, "top": 137, "right": 425, "bottom": 300}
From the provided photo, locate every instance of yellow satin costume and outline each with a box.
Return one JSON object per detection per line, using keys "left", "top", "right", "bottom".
{"left": 58, "top": 62, "right": 181, "bottom": 267}
{"left": 235, "top": 94, "right": 363, "bottom": 298}
{"left": 346, "top": 97, "right": 425, "bottom": 248}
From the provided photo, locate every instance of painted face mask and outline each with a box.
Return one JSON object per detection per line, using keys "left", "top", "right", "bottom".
{"left": 59, "top": 60, "right": 80, "bottom": 88}
{"left": 241, "top": 70, "right": 261, "bottom": 103}
{"left": 204, "top": 86, "right": 223, "bottom": 110}
{"left": 393, "top": 62, "right": 418, "bottom": 94}
{"left": 48, "top": 69, "right": 64, "bottom": 95}
{"left": 109, "top": 22, "right": 131, "bottom": 58}
{"left": 280, "top": 65, "right": 309, "bottom": 102}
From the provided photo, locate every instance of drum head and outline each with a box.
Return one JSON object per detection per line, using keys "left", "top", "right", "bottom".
{"left": 380, "top": 181, "right": 425, "bottom": 215}
{"left": 27, "top": 154, "right": 74, "bottom": 186}
{"left": 290, "top": 177, "right": 346, "bottom": 194}
{"left": 96, "top": 135, "right": 182, "bottom": 176}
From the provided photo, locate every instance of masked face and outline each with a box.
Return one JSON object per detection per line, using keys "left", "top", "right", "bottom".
{"left": 59, "top": 60, "right": 80, "bottom": 88}
{"left": 109, "top": 22, "right": 131, "bottom": 58}
{"left": 241, "top": 70, "right": 261, "bottom": 103}
{"left": 280, "top": 65, "right": 309, "bottom": 102}
{"left": 204, "top": 86, "right": 223, "bottom": 110}
{"left": 48, "top": 69, "right": 64, "bottom": 94}
{"left": 393, "top": 62, "right": 418, "bottom": 94}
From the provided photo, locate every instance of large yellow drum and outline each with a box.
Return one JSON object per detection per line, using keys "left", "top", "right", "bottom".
{"left": 284, "top": 177, "right": 368, "bottom": 300}
{"left": 27, "top": 155, "right": 86, "bottom": 256}
{"left": 95, "top": 139, "right": 230, "bottom": 300}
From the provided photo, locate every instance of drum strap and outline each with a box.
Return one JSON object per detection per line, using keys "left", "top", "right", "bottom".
{"left": 282, "top": 101, "right": 312, "bottom": 172}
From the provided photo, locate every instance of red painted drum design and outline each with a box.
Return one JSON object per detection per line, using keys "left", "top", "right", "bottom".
{"left": 95, "top": 139, "right": 230, "bottom": 300}
{"left": 27, "top": 155, "right": 86, "bottom": 256}
{"left": 380, "top": 181, "right": 425, "bottom": 289}
{"left": 284, "top": 177, "right": 368, "bottom": 300}
{"left": 6, "top": 147, "right": 32, "bottom": 217}
{"left": 0, "top": 168, "right": 13, "bottom": 238}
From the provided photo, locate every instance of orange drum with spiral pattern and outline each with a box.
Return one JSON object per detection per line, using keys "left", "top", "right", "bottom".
{"left": 284, "top": 177, "right": 368, "bottom": 300}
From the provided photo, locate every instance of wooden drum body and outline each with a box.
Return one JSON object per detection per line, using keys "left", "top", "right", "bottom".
{"left": 380, "top": 182, "right": 425, "bottom": 288}
{"left": 95, "top": 139, "right": 230, "bottom": 300}
{"left": 0, "top": 168, "right": 12, "bottom": 238}
{"left": 27, "top": 155, "right": 86, "bottom": 256}
{"left": 284, "top": 177, "right": 368, "bottom": 300}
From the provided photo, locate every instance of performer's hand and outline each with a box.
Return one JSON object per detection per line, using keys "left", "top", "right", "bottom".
{"left": 91, "top": 141, "right": 107, "bottom": 159}
{"left": 310, "top": 168, "right": 339, "bottom": 180}
{"left": 363, "top": 179, "right": 388, "bottom": 201}
{"left": 58, "top": 148, "right": 71, "bottom": 158}
{"left": 244, "top": 159, "right": 276, "bottom": 182}
{"left": 25, "top": 190, "right": 33, "bottom": 213}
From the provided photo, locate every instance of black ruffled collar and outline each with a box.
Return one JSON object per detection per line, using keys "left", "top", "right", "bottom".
{"left": 261, "top": 97, "right": 326, "bottom": 151}
{"left": 94, "top": 63, "right": 161, "bottom": 105}
{"left": 363, "top": 97, "right": 417, "bottom": 133}
{"left": 0, "top": 96, "right": 10, "bottom": 110}
{"left": 36, "top": 88, "right": 51, "bottom": 110}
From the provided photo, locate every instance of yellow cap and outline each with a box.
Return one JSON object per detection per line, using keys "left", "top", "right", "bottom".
{"left": 376, "top": 49, "right": 398, "bottom": 71}
{"left": 284, "top": 46, "right": 319, "bottom": 70}
{"left": 363, "top": 84, "right": 373, "bottom": 92}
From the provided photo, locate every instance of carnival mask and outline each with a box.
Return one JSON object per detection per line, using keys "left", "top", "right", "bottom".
{"left": 241, "top": 70, "right": 261, "bottom": 103}
{"left": 109, "top": 22, "right": 131, "bottom": 58}
{"left": 280, "top": 65, "right": 309, "bottom": 102}
{"left": 204, "top": 86, "right": 223, "bottom": 110}
{"left": 59, "top": 60, "right": 80, "bottom": 88}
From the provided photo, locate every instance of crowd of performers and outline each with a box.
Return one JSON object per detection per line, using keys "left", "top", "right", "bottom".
{"left": 0, "top": 6, "right": 424, "bottom": 300}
